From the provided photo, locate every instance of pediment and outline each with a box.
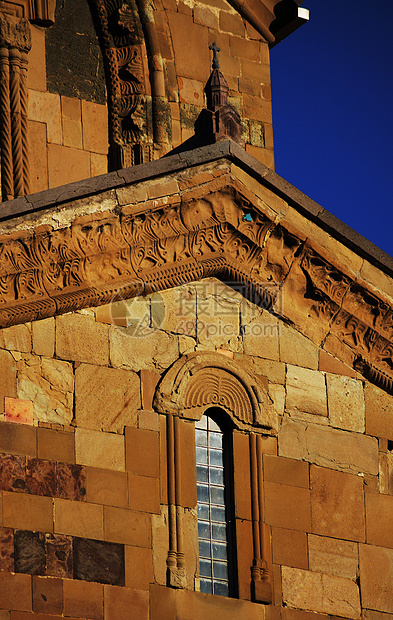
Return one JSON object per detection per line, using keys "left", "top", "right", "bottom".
{"left": 0, "top": 141, "right": 392, "bottom": 397}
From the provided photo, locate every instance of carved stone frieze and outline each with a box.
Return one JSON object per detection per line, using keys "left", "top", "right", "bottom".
{"left": 0, "top": 177, "right": 392, "bottom": 396}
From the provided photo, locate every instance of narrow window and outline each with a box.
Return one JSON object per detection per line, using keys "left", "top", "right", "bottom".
{"left": 195, "top": 410, "right": 236, "bottom": 597}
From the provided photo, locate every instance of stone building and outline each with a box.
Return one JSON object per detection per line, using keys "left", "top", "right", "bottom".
{"left": 0, "top": 1, "right": 392, "bottom": 619}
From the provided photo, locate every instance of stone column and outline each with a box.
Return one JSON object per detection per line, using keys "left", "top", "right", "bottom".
{"left": 0, "top": 13, "right": 31, "bottom": 201}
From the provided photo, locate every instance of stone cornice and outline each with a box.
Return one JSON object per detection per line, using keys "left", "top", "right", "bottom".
{"left": 0, "top": 141, "right": 392, "bottom": 396}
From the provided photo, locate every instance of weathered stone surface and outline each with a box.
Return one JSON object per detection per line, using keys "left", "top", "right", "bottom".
{"left": 243, "top": 310, "right": 279, "bottom": 361}
{"left": 365, "top": 382, "right": 393, "bottom": 439}
{"left": 279, "top": 324, "right": 318, "bottom": 370}
{"left": 272, "top": 527, "right": 308, "bottom": 569}
{"left": 56, "top": 313, "right": 109, "bottom": 366}
{"left": 310, "top": 465, "right": 365, "bottom": 542}
{"left": 32, "top": 318, "right": 55, "bottom": 357}
{"left": 152, "top": 286, "right": 197, "bottom": 337}
{"left": 0, "top": 324, "right": 31, "bottom": 352}
{"left": 75, "top": 428, "right": 125, "bottom": 472}
{"left": 73, "top": 537, "right": 124, "bottom": 586}
{"left": 365, "top": 492, "right": 393, "bottom": 548}
{"left": 359, "top": 544, "right": 393, "bottom": 613}
{"left": 236, "top": 355, "right": 286, "bottom": 384}
{"left": 326, "top": 374, "right": 365, "bottom": 433}
{"left": 17, "top": 356, "right": 74, "bottom": 425}
{"left": 75, "top": 364, "right": 140, "bottom": 432}
{"left": 0, "top": 349, "right": 17, "bottom": 413}
{"left": 109, "top": 325, "right": 179, "bottom": 372}
{"left": 14, "top": 530, "right": 46, "bottom": 575}
{"left": 286, "top": 365, "right": 327, "bottom": 417}
{"left": 281, "top": 566, "right": 361, "bottom": 618}
{"left": 278, "top": 418, "right": 379, "bottom": 475}
{"left": 308, "top": 534, "right": 358, "bottom": 579}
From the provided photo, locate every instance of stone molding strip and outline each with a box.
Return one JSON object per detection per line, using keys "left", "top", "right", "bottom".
{"left": 1, "top": 140, "right": 392, "bottom": 277}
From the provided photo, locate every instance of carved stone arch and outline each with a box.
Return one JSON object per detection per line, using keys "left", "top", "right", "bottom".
{"left": 154, "top": 351, "right": 275, "bottom": 431}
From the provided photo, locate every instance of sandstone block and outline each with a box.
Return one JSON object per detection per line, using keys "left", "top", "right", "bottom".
{"left": 125, "top": 545, "right": 154, "bottom": 590}
{"left": 235, "top": 518, "right": 253, "bottom": 600}
{"left": 0, "top": 571, "right": 31, "bottom": 612}
{"left": 175, "top": 586, "right": 269, "bottom": 619}
{"left": 281, "top": 566, "right": 360, "bottom": 618}
{"left": 310, "top": 465, "right": 365, "bottom": 542}
{"left": 166, "top": 13, "right": 209, "bottom": 82}
{"left": 125, "top": 427, "right": 159, "bottom": 478}
{"left": 28, "top": 120, "right": 49, "bottom": 193}
{"left": 237, "top": 355, "right": 285, "bottom": 384}
{"left": 279, "top": 324, "right": 318, "bottom": 369}
{"left": 17, "top": 356, "right": 74, "bottom": 425}
{"left": 263, "top": 454, "right": 309, "bottom": 488}
{"left": 178, "top": 77, "right": 204, "bottom": 106}
{"left": 37, "top": 427, "right": 75, "bottom": 463}
{"left": 109, "top": 325, "right": 179, "bottom": 372}
{"left": 318, "top": 350, "right": 356, "bottom": 378}
{"left": 326, "top": 374, "right": 365, "bottom": 432}
{"left": 264, "top": 481, "right": 311, "bottom": 532}
{"left": 48, "top": 144, "right": 91, "bottom": 188}
{"left": 0, "top": 324, "right": 31, "bottom": 352}
{"left": 75, "top": 428, "right": 125, "bottom": 471}
{"left": 286, "top": 365, "right": 327, "bottom": 417}
{"left": 0, "top": 349, "right": 17, "bottom": 412}
{"left": 54, "top": 498, "right": 103, "bottom": 540}
{"left": 81, "top": 100, "right": 109, "bottom": 154}
{"left": 139, "top": 410, "right": 160, "bottom": 431}
{"left": 104, "top": 506, "right": 151, "bottom": 547}
{"left": 32, "top": 575, "right": 63, "bottom": 615}
{"left": 86, "top": 467, "right": 128, "bottom": 508}
{"left": 3, "top": 491, "right": 53, "bottom": 532}
{"left": 56, "top": 314, "right": 109, "bottom": 366}
{"left": 104, "top": 584, "right": 149, "bottom": 620}
{"left": 128, "top": 473, "right": 160, "bottom": 514}
{"left": 151, "top": 507, "right": 169, "bottom": 586}
{"left": 219, "top": 11, "right": 245, "bottom": 36}
{"left": 242, "top": 311, "right": 279, "bottom": 361}
{"left": 75, "top": 364, "right": 140, "bottom": 432}
{"left": 365, "top": 492, "right": 393, "bottom": 548}
{"left": 308, "top": 534, "right": 358, "bottom": 579}
{"left": 28, "top": 89, "right": 62, "bottom": 143}
{"left": 365, "top": 382, "right": 393, "bottom": 439}
{"left": 0, "top": 420, "right": 36, "bottom": 456}
{"left": 32, "top": 318, "right": 55, "bottom": 357}
{"left": 140, "top": 369, "right": 161, "bottom": 411}
{"left": 272, "top": 527, "right": 308, "bottom": 569}
{"left": 278, "top": 418, "right": 379, "bottom": 475}
{"left": 152, "top": 286, "right": 196, "bottom": 337}
{"left": 359, "top": 543, "right": 393, "bottom": 613}
{"left": 63, "top": 579, "right": 104, "bottom": 620}
{"left": 91, "top": 152, "right": 108, "bottom": 176}
{"left": 28, "top": 26, "right": 46, "bottom": 91}
{"left": 4, "top": 397, "right": 33, "bottom": 425}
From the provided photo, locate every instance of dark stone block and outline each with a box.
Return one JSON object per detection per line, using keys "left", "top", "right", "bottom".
{"left": 73, "top": 537, "right": 124, "bottom": 586}
{"left": 45, "top": 0, "right": 106, "bottom": 104}
{"left": 45, "top": 533, "right": 73, "bottom": 579}
{"left": 0, "top": 453, "right": 26, "bottom": 492}
{"left": 0, "top": 527, "right": 14, "bottom": 571}
{"left": 14, "top": 530, "right": 46, "bottom": 575}
{"left": 26, "top": 457, "right": 57, "bottom": 497}
{"left": 57, "top": 463, "right": 86, "bottom": 501}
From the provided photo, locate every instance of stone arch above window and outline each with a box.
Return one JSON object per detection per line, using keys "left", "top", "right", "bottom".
{"left": 154, "top": 351, "right": 276, "bottom": 432}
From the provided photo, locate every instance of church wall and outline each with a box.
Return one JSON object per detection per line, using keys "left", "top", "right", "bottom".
{"left": 0, "top": 277, "right": 392, "bottom": 617}
{"left": 24, "top": 0, "right": 273, "bottom": 195}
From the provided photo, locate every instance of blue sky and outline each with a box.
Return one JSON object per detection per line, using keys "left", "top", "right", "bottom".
{"left": 270, "top": 1, "right": 393, "bottom": 259}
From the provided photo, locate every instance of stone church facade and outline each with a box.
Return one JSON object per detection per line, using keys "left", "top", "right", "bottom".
{"left": 0, "top": 1, "right": 392, "bottom": 619}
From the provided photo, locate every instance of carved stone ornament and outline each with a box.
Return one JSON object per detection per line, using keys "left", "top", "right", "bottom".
{"left": 153, "top": 351, "right": 273, "bottom": 430}
{"left": 90, "top": 0, "right": 153, "bottom": 168}
{"left": 0, "top": 0, "right": 55, "bottom": 25}
{"left": 0, "top": 172, "right": 392, "bottom": 397}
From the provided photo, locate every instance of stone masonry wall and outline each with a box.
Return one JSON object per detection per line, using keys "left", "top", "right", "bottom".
{"left": 26, "top": 0, "right": 273, "bottom": 193}
{"left": 0, "top": 279, "right": 393, "bottom": 618}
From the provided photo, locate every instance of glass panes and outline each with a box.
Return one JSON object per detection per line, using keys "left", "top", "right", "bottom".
{"left": 196, "top": 414, "right": 230, "bottom": 597}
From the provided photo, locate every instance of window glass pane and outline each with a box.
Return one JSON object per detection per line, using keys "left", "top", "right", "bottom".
{"left": 214, "top": 581, "right": 229, "bottom": 596}
{"left": 196, "top": 413, "right": 232, "bottom": 598}
{"left": 210, "top": 467, "right": 224, "bottom": 485}
{"left": 200, "top": 579, "right": 213, "bottom": 594}
{"left": 196, "top": 446, "right": 208, "bottom": 464}
{"left": 200, "top": 559, "right": 212, "bottom": 577}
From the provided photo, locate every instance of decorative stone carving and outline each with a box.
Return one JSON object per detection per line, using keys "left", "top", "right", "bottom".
{"left": 0, "top": 12, "right": 31, "bottom": 201}
{"left": 0, "top": 0, "right": 55, "bottom": 24}
{"left": 154, "top": 352, "right": 273, "bottom": 430}
{"left": 90, "top": 0, "right": 154, "bottom": 168}
{"left": 0, "top": 175, "right": 392, "bottom": 396}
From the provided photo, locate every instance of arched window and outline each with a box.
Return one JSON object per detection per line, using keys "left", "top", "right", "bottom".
{"left": 195, "top": 409, "right": 237, "bottom": 597}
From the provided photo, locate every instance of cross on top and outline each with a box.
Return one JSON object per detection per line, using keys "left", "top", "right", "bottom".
{"left": 209, "top": 41, "right": 221, "bottom": 70}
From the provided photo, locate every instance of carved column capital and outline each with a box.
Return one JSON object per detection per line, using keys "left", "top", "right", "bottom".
{"left": 0, "top": 13, "right": 31, "bottom": 52}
